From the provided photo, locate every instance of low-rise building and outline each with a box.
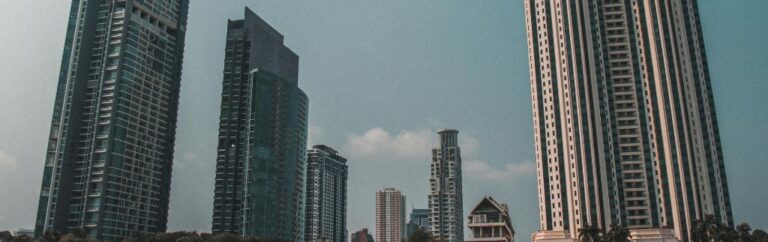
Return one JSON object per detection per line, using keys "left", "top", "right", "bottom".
{"left": 467, "top": 197, "right": 514, "bottom": 242}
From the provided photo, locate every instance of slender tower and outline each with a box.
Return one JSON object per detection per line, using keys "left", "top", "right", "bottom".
{"left": 33, "top": 1, "right": 188, "bottom": 240}
{"left": 376, "top": 188, "right": 406, "bottom": 242}
{"left": 210, "top": 8, "right": 309, "bottom": 241}
{"left": 428, "top": 129, "right": 464, "bottom": 242}
{"left": 524, "top": 0, "right": 732, "bottom": 241}
{"left": 304, "top": 145, "right": 348, "bottom": 242}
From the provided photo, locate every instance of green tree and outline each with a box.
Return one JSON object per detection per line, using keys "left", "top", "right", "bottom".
{"left": 578, "top": 225, "right": 603, "bottom": 242}
{"left": 406, "top": 227, "right": 435, "bottom": 242}
{"left": 0, "top": 231, "right": 12, "bottom": 241}
{"left": 41, "top": 230, "right": 61, "bottom": 242}
{"left": 736, "top": 223, "right": 753, "bottom": 242}
{"left": 603, "top": 224, "right": 629, "bottom": 242}
{"left": 753, "top": 229, "right": 768, "bottom": 242}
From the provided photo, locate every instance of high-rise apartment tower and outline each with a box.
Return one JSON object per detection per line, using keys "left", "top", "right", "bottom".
{"left": 376, "top": 188, "right": 406, "bottom": 242}
{"left": 210, "top": 8, "right": 309, "bottom": 241}
{"left": 428, "top": 129, "right": 464, "bottom": 242}
{"left": 304, "top": 145, "right": 348, "bottom": 242}
{"left": 34, "top": 1, "right": 188, "bottom": 240}
{"left": 524, "top": 0, "right": 732, "bottom": 241}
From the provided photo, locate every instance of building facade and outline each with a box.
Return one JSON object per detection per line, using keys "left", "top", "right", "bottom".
{"left": 210, "top": 8, "right": 309, "bottom": 241}
{"left": 467, "top": 197, "right": 515, "bottom": 242}
{"left": 305, "top": 145, "right": 348, "bottom": 242}
{"left": 406, "top": 208, "right": 430, "bottom": 239}
{"left": 34, "top": 1, "right": 188, "bottom": 240}
{"left": 428, "top": 129, "right": 464, "bottom": 242}
{"left": 524, "top": 0, "right": 732, "bottom": 241}
{"left": 376, "top": 188, "right": 406, "bottom": 242}
{"left": 351, "top": 228, "right": 375, "bottom": 242}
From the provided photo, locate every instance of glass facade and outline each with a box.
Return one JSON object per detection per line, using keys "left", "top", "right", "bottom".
{"left": 34, "top": 0, "right": 188, "bottom": 241}
{"left": 211, "top": 8, "right": 308, "bottom": 242}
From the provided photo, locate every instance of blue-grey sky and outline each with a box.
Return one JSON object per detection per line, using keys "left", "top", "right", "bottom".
{"left": 1, "top": 0, "right": 767, "bottom": 238}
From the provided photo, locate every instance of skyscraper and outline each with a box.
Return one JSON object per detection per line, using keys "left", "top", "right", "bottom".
{"left": 406, "top": 208, "right": 430, "bottom": 239}
{"left": 211, "top": 8, "right": 308, "bottom": 241}
{"left": 305, "top": 145, "right": 348, "bottom": 242}
{"left": 376, "top": 188, "right": 406, "bottom": 242}
{"left": 429, "top": 129, "right": 464, "bottom": 242}
{"left": 34, "top": 1, "right": 188, "bottom": 240}
{"left": 524, "top": 0, "right": 732, "bottom": 241}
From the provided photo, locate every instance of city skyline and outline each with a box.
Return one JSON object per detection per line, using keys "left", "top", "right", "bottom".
{"left": 1, "top": 1, "right": 768, "bottom": 240}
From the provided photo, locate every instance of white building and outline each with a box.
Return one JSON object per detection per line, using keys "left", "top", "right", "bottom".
{"left": 429, "top": 129, "right": 464, "bottom": 242}
{"left": 523, "top": 0, "right": 732, "bottom": 241}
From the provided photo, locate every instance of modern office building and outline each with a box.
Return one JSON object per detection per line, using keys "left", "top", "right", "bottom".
{"left": 351, "top": 228, "right": 375, "bottom": 242}
{"left": 33, "top": 1, "right": 188, "bottom": 240}
{"left": 406, "top": 208, "right": 430, "bottom": 239}
{"left": 524, "top": 0, "right": 732, "bottom": 241}
{"left": 305, "top": 145, "right": 348, "bottom": 242}
{"left": 376, "top": 188, "right": 406, "bottom": 242}
{"left": 210, "top": 8, "right": 309, "bottom": 241}
{"left": 467, "top": 197, "right": 515, "bottom": 242}
{"left": 428, "top": 129, "right": 464, "bottom": 242}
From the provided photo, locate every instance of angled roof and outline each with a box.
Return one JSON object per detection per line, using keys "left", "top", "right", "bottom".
{"left": 468, "top": 196, "right": 515, "bottom": 235}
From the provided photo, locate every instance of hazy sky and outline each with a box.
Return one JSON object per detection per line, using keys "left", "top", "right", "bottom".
{"left": 1, "top": 0, "right": 767, "bottom": 238}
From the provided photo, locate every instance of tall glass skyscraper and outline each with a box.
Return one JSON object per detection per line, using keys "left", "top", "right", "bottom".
{"left": 524, "top": 0, "right": 732, "bottom": 241}
{"left": 428, "top": 129, "right": 464, "bottom": 242}
{"left": 211, "top": 8, "right": 309, "bottom": 242}
{"left": 304, "top": 145, "right": 348, "bottom": 242}
{"left": 34, "top": 1, "right": 188, "bottom": 240}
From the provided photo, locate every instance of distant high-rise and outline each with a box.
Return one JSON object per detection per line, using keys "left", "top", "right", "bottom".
{"left": 305, "top": 145, "right": 348, "bottom": 242}
{"left": 376, "top": 188, "right": 406, "bottom": 242}
{"left": 466, "top": 197, "right": 515, "bottom": 242}
{"left": 351, "top": 228, "right": 375, "bottom": 242}
{"left": 34, "top": 1, "right": 189, "bottom": 240}
{"left": 406, "top": 208, "right": 430, "bottom": 239}
{"left": 211, "top": 8, "right": 308, "bottom": 241}
{"left": 524, "top": 0, "right": 732, "bottom": 241}
{"left": 428, "top": 129, "right": 464, "bottom": 242}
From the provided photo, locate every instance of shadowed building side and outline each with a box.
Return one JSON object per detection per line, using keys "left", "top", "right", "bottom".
{"left": 34, "top": 0, "right": 189, "bottom": 240}
{"left": 304, "top": 145, "right": 348, "bottom": 242}
{"left": 211, "top": 7, "right": 308, "bottom": 242}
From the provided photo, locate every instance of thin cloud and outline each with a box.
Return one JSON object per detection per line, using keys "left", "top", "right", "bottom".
{"left": 0, "top": 150, "right": 17, "bottom": 168}
{"left": 341, "top": 127, "right": 481, "bottom": 161}
{"left": 307, "top": 125, "right": 324, "bottom": 146}
{"left": 464, "top": 159, "right": 535, "bottom": 181}
{"left": 342, "top": 128, "right": 434, "bottom": 161}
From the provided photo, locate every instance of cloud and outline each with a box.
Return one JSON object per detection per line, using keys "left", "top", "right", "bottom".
{"left": 464, "top": 159, "right": 535, "bottom": 181}
{"left": 0, "top": 150, "right": 17, "bottom": 168}
{"left": 173, "top": 151, "right": 198, "bottom": 169}
{"left": 308, "top": 125, "right": 324, "bottom": 146}
{"left": 341, "top": 128, "right": 482, "bottom": 162}
{"left": 342, "top": 128, "right": 434, "bottom": 160}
